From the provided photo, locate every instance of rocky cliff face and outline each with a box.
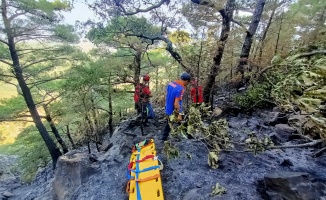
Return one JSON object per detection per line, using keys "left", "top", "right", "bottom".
{"left": 6, "top": 111, "right": 326, "bottom": 200}
{"left": 0, "top": 155, "right": 21, "bottom": 200}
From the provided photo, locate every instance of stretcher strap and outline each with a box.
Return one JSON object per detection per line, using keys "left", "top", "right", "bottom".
{"left": 127, "top": 155, "right": 155, "bottom": 170}
{"left": 136, "top": 174, "right": 160, "bottom": 182}
{"left": 126, "top": 174, "right": 161, "bottom": 194}
{"left": 136, "top": 150, "right": 141, "bottom": 200}
{"left": 131, "top": 165, "right": 160, "bottom": 173}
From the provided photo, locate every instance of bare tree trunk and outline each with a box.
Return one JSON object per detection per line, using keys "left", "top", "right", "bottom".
{"left": 203, "top": 0, "right": 235, "bottom": 103}
{"left": 312, "top": 5, "right": 326, "bottom": 41}
{"left": 1, "top": 0, "right": 61, "bottom": 168}
{"left": 90, "top": 90, "right": 100, "bottom": 142}
{"left": 43, "top": 105, "right": 69, "bottom": 154}
{"left": 258, "top": 3, "right": 279, "bottom": 64}
{"left": 108, "top": 73, "right": 113, "bottom": 136}
{"left": 156, "top": 66, "right": 159, "bottom": 93}
{"left": 237, "top": 0, "right": 266, "bottom": 80}
{"left": 197, "top": 33, "right": 203, "bottom": 103}
{"left": 66, "top": 125, "right": 76, "bottom": 149}
{"left": 275, "top": 11, "right": 284, "bottom": 55}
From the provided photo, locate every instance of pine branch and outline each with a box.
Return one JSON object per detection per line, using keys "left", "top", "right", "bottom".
{"left": 0, "top": 58, "right": 13, "bottom": 66}
{"left": 113, "top": 0, "right": 169, "bottom": 15}
{"left": 231, "top": 19, "right": 248, "bottom": 31}
{"left": 22, "top": 57, "right": 72, "bottom": 69}
{"left": 0, "top": 73, "right": 15, "bottom": 78}
{"left": 0, "top": 38, "right": 8, "bottom": 45}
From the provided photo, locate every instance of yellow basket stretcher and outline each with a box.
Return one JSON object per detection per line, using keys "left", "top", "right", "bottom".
{"left": 126, "top": 139, "right": 164, "bottom": 200}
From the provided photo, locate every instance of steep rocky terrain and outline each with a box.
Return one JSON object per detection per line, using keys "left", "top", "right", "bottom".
{"left": 4, "top": 109, "right": 326, "bottom": 200}
{"left": 0, "top": 155, "right": 21, "bottom": 200}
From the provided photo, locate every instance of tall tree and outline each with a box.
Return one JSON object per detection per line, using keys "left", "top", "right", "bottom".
{"left": 236, "top": 0, "right": 266, "bottom": 80}
{"left": 197, "top": 0, "right": 236, "bottom": 103}
{"left": 0, "top": 0, "right": 77, "bottom": 167}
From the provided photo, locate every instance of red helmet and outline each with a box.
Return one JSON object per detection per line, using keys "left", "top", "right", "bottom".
{"left": 143, "top": 74, "right": 150, "bottom": 81}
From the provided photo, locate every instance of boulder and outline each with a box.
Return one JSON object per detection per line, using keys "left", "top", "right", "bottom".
{"left": 2, "top": 191, "right": 14, "bottom": 198}
{"left": 52, "top": 153, "right": 101, "bottom": 200}
{"left": 288, "top": 114, "right": 320, "bottom": 137}
{"left": 275, "top": 124, "right": 296, "bottom": 141}
{"left": 263, "top": 112, "right": 288, "bottom": 125}
{"left": 100, "top": 141, "right": 113, "bottom": 152}
{"left": 268, "top": 132, "right": 283, "bottom": 145}
{"left": 264, "top": 171, "right": 326, "bottom": 200}
{"left": 0, "top": 155, "right": 19, "bottom": 185}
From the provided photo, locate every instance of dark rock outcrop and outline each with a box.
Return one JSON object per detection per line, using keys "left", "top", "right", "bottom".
{"left": 263, "top": 171, "right": 326, "bottom": 200}
{"left": 52, "top": 153, "right": 101, "bottom": 200}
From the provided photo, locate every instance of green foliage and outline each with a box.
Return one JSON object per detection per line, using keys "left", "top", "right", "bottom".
{"left": 271, "top": 48, "right": 326, "bottom": 138}
{"left": 208, "top": 151, "right": 219, "bottom": 169}
{"left": 208, "top": 119, "right": 233, "bottom": 150}
{"left": 168, "top": 30, "right": 191, "bottom": 45}
{"left": 16, "top": 0, "right": 71, "bottom": 16}
{"left": 53, "top": 25, "right": 79, "bottom": 42}
{"left": 163, "top": 141, "right": 179, "bottom": 159}
{"left": 87, "top": 16, "right": 160, "bottom": 45}
{"left": 0, "top": 96, "right": 27, "bottom": 119}
{"left": 245, "top": 132, "right": 274, "bottom": 154}
{"left": 234, "top": 83, "right": 270, "bottom": 109}
{"left": 236, "top": 45, "right": 326, "bottom": 138}
{"left": 211, "top": 182, "right": 226, "bottom": 197}
{"left": 287, "top": 0, "right": 326, "bottom": 44}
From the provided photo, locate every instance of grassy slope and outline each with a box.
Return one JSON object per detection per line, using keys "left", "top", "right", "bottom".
{"left": 0, "top": 83, "right": 32, "bottom": 145}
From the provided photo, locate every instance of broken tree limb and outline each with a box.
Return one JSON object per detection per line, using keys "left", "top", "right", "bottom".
{"left": 312, "top": 146, "right": 326, "bottom": 158}
{"left": 125, "top": 33, "right": 191, "bottom": 73}
{"left": 291, "top": 134, "right": 313, "bottom": 142}
{"left": 268, "top": 139, "right": 323, "bottom": 149}
{"left": 296, "top": 50, "right": 326, "bottom": 59}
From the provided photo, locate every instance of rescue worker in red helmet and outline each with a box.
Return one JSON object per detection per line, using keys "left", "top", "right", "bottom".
{"left": 134, "top": 74, "right": 152, "bottom": 126}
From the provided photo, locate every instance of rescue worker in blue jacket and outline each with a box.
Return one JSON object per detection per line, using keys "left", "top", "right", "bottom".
{"left": 162, "top": 72, "right": 191, "bottom": 141}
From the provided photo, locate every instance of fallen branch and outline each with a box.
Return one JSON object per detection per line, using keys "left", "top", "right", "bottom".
{"left": 312, "top": 146, "right": 326, "bottom": 158}
{"left": 291, "top": 134, "right": 313, "bottom": 142}
{"left": 296, "top": 50, "right": 326, "bottom": 59}
{"left": 268, "top": 139, "right": 323, "bottom": 149}
{"left": 255, "top": 65, "right": 274, "bottom": 79}
{"left": 221, "top": 149, "right": 251, "bottom": 153}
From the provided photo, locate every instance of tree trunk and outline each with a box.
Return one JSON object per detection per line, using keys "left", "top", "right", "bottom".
{"left": 90, "top": 90, "right": 100, "bottom": 142}
{"left": 155, "top": 66, "right": 158, "bottom": 93}
{"left": 43, "top": 105, "right": 69, "bottom": 154}
{"left": 1, "top": 0, "right": 61, "bottom": 168}
{"left": 275, "top": 11, "right": 284, "bottom": 56}
{"left": 312, "top": 5, "right": 326, "bottom": 41}
{"left": 203, "top": 0, "right": 235, "bottom": 103}
{"left": 133, "top": 49, "right": 142, "bottom": 86}
{"left": 108, "top": 73, "right": 113, "bottom": 136}
{"left": 66, "top": 125, "right": 76, "bottom": 149}
{"left": 258, "top": 5, "right": 277, "bottom": 64}
{"left": 237, "top": 0, "right": 266, "bottom": 79}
